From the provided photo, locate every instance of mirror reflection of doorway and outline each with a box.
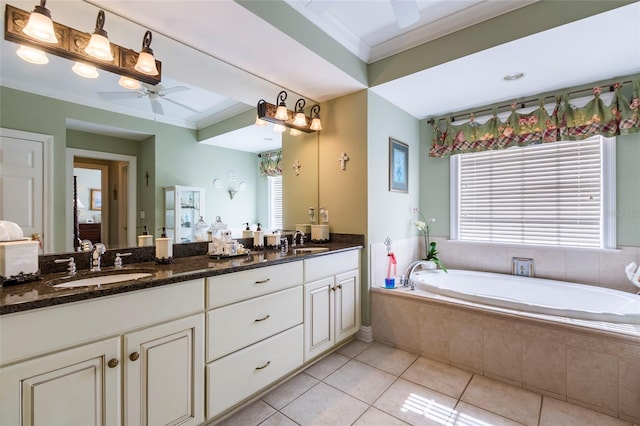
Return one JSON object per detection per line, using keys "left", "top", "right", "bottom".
{"left": 73, "top": 160, "right": 108, "bottom": 247}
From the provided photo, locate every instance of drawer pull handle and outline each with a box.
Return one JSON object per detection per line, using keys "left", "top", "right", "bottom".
{"left": 107, "top": 358, "right": 119, "bottom": 368}
{"left": 254, "top": 315, "right": 271, "bottom": 322}
{"left": 337, "top": 284, "right": 343, "bottom": 289}
{"left": 254, "top": 278, "right": 270, "bottom": 284}
{"left": 129, "top": 352, "right": 140, "bottom": 362}
{"left": 255, "top": 361, "right": 271, "bottom": 370}
{"left": 331, "top": 286, "right": 336, "bottom": 292}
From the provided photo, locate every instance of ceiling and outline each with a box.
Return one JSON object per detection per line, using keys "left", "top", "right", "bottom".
{"left": 1, "top": 1, "right": 639, "bottom": 152}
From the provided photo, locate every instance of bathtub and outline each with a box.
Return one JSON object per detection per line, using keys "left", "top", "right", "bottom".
{"left": 411, "top": 269, "right": 640, "bottom": 324}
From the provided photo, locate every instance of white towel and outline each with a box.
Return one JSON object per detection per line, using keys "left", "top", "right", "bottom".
{"left": 0, "top": 221, "right": 24, "bottom": 241}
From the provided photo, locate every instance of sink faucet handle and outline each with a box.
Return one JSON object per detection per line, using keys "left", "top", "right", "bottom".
{"left": 114, "top": 252, "right": 132, "bottom": 269}
{"left": 54, "top": 257, "right": 76, "bottom": 275}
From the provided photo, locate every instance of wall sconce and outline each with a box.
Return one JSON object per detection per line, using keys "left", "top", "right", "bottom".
{"left": 256, "top": 90, "right": 322, "bottom": 135}
{"left": 4, "top": 3, "right": 162, "bottom": 85}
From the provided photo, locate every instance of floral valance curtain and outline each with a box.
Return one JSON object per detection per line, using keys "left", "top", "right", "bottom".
{"left": 429, "top": 80, "right": 640, "bottom": 158}
{"left": 259, "top": 151, "right": 282, "bottom": 176}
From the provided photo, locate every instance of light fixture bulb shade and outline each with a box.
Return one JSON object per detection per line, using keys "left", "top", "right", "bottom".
{"left": 134, "top": 51, "right": 158, "bottom": 75}
{"left": 85, "top": 33, "right": 113, "bottom": 61}
{"left": 22, "top": 9, "right": 58, "bottom": 43}
{"left": 16, "top": 45, "right": 48, "bottom": 64}
{"left": 118, "top": 76, "right": 140, "bottom": 90}
{"left": 255, "top": 115, "right": 267, "bottom": 126}
{"left": 275, "top": 104, "right": 288, "bottom": 121}
{"left": 273, "top": 124, "right": 286, "bottom": 133}
{"left": 72, "top": 62, "right": 99, "bottom": 78}
{"left": 310, "top": 117, "right": 323, "bottom": 131}
{"left": 289, "top": 128, "right": 302, "bottom": 136}
{"left": 293, "top": 112, "right": 307, "bottom": 126}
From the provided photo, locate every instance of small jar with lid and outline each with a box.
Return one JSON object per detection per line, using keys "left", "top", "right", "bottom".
{"left": 193, "top": 216, "right": 209, "bottom": 241}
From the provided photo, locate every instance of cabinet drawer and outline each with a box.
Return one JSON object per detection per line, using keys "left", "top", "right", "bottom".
{"left": 206, "top": 325, "right": 303, "bottom": 418}
{"left": 207, "top": 286, "right": 302, "bottom": 361}
{"left": 207, "top": 262, "right": 302, "bottom": 308}
{"left": 304, "top": 250, "right": 360, "bottom": 282}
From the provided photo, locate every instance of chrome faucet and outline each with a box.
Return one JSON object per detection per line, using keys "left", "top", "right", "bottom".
{"left": 54, "top": 257, "right": 76, "bottom": 276}
{"left": 292, "top": 230, "right": 305, "bottom": 247}
{"left": 401, "top": 260, "right": 432, "bottom": 291}
{"left": 114, "top": 252, "right": 132, "bottom": 269}
{"left": 90, "top": 243, "right": 106, "bottom": 272}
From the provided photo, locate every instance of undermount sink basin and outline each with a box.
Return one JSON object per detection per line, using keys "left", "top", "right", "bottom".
{"left": 292, "top": 247, "right": 330, "bottom": 255}
{"left": 48, "top": 272, "right": 153, "bottom": 288}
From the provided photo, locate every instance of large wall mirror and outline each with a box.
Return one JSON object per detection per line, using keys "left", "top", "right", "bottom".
{"left": 0, "top": 1, "right": 319, "bottom": 253}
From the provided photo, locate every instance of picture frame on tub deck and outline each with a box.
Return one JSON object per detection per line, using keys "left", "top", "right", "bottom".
{"left": 512, "top": 257, "right": 534, "bottom": 277}
{"left": 389, "top": 138, "right": 408, "bottom": 193}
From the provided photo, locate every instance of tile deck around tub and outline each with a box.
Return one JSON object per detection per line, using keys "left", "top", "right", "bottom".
{"left": 215, "top": 340, "right": 634, "bottom": 426}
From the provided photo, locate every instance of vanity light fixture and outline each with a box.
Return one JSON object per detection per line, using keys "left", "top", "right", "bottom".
{"left": 118, "top": 75, "right": 141, "bottom": 90}
{"left": 256, "top": 92, "right": 322, "bottom": 134}
{"left": 72, "top": 61, "right": 99, "bottom": 78}
{"left": 22, "top": 0, "right": 57, "bottom": 43}
{"left": 4, "top": 4, "right": 162, "bottom": 85}
{"left": 84, "top": 10, "right": 113, "bottom": 61}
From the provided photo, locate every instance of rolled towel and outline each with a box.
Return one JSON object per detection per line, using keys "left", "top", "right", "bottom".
{"left": 625, "top": 262, "right": 640, "bottom": 289}
{"left": 0, "top": 221, "right": 24, "bottom": 241}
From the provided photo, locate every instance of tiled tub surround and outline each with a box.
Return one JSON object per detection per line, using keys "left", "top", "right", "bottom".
{"left": 370, "top": 289, "right": 640, "bottom": 423}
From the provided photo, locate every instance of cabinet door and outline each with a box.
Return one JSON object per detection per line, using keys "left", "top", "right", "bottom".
{"left": 304, "top": 277, "right": 335, "bottom": 361}
{"left": 335, "top": 269, "right": 361, "bottom": 344}
{"left": 124, "top": 314, "right": 204, "bottom": 426}
{"left": 0, "top": 337, "right": 121, "bottom": 426}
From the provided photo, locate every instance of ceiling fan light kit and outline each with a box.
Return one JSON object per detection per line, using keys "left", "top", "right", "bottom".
{"left": 257, "top": 91, "right": 323, "bottom": 135}
{"left": 4, "top": 2, "right": 162, "bottom": 85}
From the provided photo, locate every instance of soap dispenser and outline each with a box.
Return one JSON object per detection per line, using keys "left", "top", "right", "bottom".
{"left": 155, "top": 227, "right": 173, "bottom": 264}
{"left": 137, "top": 225, "right": 153, "bottom": 247}
{"left": 253, "top": 223, "right": 264, "bottom": 249}
{"left": 242, "top": 222, "right": 253, "bottom": 239}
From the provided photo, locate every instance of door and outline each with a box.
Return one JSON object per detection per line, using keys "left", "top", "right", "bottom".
{"left": 0, "top": 337, "right": 121, "bottom": 426}
{"left": 335, "top": 269, "right": 361, "bottom": 344}
{"left": 123, "top": 314, "right": 204, "bottom": 426}
{"left": 304, "top": 276, "right": 334, "bottom": 361}
{"left": 0, "top": 129, "right": 53, "bottom": 253}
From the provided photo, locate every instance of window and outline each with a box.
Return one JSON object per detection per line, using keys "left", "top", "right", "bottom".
{"left": 451, "top": 136, "right": 615, "bottom": 249}
{"left": 267, "top": 175, "right": 283, "bottom": 230}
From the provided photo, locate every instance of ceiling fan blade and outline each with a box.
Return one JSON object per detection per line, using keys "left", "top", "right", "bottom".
{"left": 160, "top": 86, "right": 189, "bottom": 95}
{"left": 150, "top": 98, "right": 164, "bottom": 115}
{"left": 98, "top": 91, "right": 142, "bottom": 100}
{"left": 163, "top": 97, "right": 200, "bottom": 113}
{"left": 391, "top": 0, "right": 419, "bottom": 29}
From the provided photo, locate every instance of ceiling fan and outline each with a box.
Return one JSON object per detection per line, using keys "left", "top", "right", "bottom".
{"left": 98, "top": 83, "right": 200, "bottom": 115}
{"left": 307, "top": 0, "right": 419, "bottom": 28}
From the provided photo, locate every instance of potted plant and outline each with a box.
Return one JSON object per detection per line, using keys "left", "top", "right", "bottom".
{"left": 412, "top": 208, "right": 447, "bottom": 272}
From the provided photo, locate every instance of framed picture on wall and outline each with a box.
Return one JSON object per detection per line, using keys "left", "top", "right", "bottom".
{"left": 90, "top": 189, "right": 102, "bottom": 210}
{"left": 389, "top": 138, "right": 408, "bottom": 193}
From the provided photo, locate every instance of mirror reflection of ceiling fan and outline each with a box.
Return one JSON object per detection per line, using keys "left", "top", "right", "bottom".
{"left": 308, "top": 0, "right": 420, "bottom": 28}
{"left": 98, "top": 83, "right": 200, "bottom": 115}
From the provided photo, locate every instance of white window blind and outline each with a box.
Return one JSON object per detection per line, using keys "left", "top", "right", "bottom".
{"left": 268, "top": 176, "right": 283, "bottom": 230}
{"left": 454, "top": 137, "right": 615, "bottom": 248}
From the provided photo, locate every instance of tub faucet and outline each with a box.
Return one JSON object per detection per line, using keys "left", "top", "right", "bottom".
{"left": 90, "top": 243, "right": 106, "bottom": 272}
{"left": 401, "top": 260, "right": 433, "bottom": 291}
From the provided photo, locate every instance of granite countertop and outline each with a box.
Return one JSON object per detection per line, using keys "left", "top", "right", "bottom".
{"left": 0, "top": 244, "right": 361, "bottom": 315}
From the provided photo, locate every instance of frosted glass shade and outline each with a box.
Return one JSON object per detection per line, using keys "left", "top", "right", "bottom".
{"left": 293, "top": 112, "right": 307, "bottom": 126}
{"left": 16, "top": 45, "right": 48, "bottom": 64}
{"left": 22, "top": 11, "right": 58, "bottom": 43}
{"left": 85, "top": 33, "right": 113, "bottom": 61}
{"left": 118, "top": 76, "right": 140, "bottom": 90}
{"left": 72, "top": 62, "right": 99, "bottom": 78}
{"left": 134, "top": 51, "right": 158, "bottom": 75}
{"left": 310, "top": 117, "right": 323, "bottom": 131}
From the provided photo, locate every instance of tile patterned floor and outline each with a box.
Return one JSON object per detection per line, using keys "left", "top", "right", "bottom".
{"left": 216, "top": 340, "right": 635, "bottom": 426}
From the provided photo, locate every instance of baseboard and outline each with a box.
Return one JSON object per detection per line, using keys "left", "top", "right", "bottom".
{"left": 355, "top": 325, "right": 373, "bottom": 343}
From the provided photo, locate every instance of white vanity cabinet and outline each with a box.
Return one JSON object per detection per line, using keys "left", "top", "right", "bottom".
{"left": 205, "top": 262, "right": 304, "bottom": 419}
{"left": 303, "top": 250, "right": 361, "bottom": 361}
{"left": 0, "top": 279, "right": 205, "bottom": 426}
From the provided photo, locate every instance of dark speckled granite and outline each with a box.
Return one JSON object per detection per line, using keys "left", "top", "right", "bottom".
{"left": 1, "top": 242, "right": 362, "bottom": 315}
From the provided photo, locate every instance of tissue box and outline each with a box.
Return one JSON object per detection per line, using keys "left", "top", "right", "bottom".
{"left": 0, "top": 240, "right": 39, "bottom": 277}
{"left": 311, "top": 225, "right": 330, "bottom": 242}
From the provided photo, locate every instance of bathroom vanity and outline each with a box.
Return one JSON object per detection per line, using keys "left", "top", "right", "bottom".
{"left": 0, "top": 246, "right": 361, "bottom": 425}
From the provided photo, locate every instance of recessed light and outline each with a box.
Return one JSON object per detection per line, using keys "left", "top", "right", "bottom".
{"left": 503, "top": 72, "right": 524, "bottom": 81}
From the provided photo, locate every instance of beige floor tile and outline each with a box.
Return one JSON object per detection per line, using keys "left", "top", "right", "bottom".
{"left": 262, "top": 373, "right": 319, "bottom": 410}
{"left": 259, "top": 412, "right": 298, "bottom": 426}
{"left": 324, "top": 359, "right": 397, "bottom": 404}
{"left": 461, "top": 376, "right": 541, "bottom": 426}
{"left": 448, "top": 402, "right": 524, "bottom": 426}
{"left": 353, "top": 407, "right": 409, "bottom": 425}
{"left": 401, "top": 357, "right": 472, "bottom": 399}
{"left": 355, "top": 342, "right": 418, "bottom": 376}
{"left": 304, "top": 352, "right": 350, "bottom": 380}
{"left": 217, "top": 399, "right": 276, "bottom": 426}
{"left": 337, "top": 339, "right": 372, "bottom": 359}
{"left": 280, "top": 382, "right": 368, "bottom": 426}
{"left": 540, "top": 396, "right": 631, "bottom": 426}
{"left": 373, "top": 378, "right": 457, "bottom": 426}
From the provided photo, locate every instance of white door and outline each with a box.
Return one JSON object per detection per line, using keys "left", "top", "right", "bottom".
{"left": 0, "top": 337, "right": 121, "bottom": 426}
{"left": 123, "top": 314, "right": 204, "bottom": 426}
{"left": 335, "top": 270, "right": 361, "bottom": 344}
{"left": 0, "top": 129, "right": 53, "bottom": 252}
{"left": 304, "top": 277, "right": 335, "bottom": 361}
